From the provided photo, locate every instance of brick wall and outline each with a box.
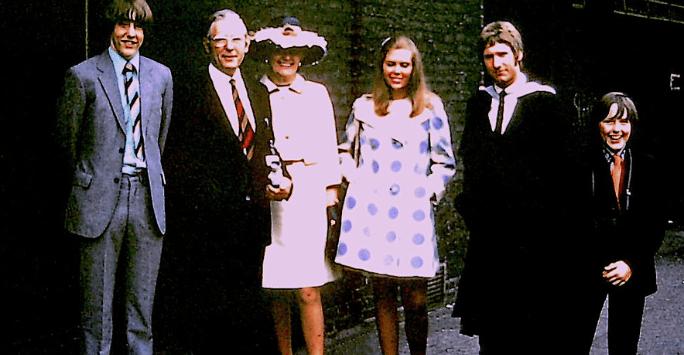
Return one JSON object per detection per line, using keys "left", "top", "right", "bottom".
{"left": 150, "top": 0, "right": 484, "bottom": 340}
{"left": 231, "top": 0, "right": 484, "bottom": 338}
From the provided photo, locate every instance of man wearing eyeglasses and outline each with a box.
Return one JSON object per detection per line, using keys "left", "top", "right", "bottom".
{"left": 161, "top": 9, "right": 289, "bottom": 355}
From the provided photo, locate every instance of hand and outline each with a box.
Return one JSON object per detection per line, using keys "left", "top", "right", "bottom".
{"left": 602, "top": 260, "right": 632, "bottom": 286}
{"left": 267, "top": 177, "right": 292, "bottom": 201}
{"left": 326, "top": 186, "right": 339, "bottom": 207}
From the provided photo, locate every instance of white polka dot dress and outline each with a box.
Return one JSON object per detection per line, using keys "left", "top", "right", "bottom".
{"left": 335, "top": 95, "right": 456, "bottom": 278}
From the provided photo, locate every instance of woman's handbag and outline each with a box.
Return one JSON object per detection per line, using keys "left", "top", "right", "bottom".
{"left": 325, "top": 203, "right": 341, "bottom": 262}
{"left": 325, "top": 116, "right": 360, "bottom": 262}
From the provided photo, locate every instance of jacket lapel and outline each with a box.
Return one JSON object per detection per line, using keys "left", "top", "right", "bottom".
{"left": 205, "top": 73, "right": 241, "bottom": 149}
{"left": 139, "top": 57, "right": 151, "bottom": 138}
{"left": 96, "top": 52, "right": 126, "bottom": 133}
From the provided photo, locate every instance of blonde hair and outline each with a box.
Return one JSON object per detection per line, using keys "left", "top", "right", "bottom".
{"left": 370, "top": 35, "right": 432, "bottom": 118}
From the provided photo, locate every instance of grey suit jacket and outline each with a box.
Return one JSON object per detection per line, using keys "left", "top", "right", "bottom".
{"left": 57, "top": 50, "right": 173, "bottom": 238}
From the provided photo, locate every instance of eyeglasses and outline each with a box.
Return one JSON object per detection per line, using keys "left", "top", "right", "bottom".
{"left": 210, "top": 37, "right": 244, "bottom": 48}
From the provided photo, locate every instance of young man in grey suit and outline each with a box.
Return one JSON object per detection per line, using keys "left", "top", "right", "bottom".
{"left": 56, "top": 0, "right": 172, "bottom": 353}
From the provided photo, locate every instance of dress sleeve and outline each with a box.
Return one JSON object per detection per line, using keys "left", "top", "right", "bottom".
{"left": 426, "top": 96, "right": 456, "bottom": 201}
{"left": 338, "top": 101, "right": 360, "bottom": 183}
{"left": 314, "top": 84, "right": 342, "bottom": 187}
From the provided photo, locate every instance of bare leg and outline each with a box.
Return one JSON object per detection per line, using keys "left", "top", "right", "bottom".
{"left": 372, "top": 277, "right": 399, "bottom": 355}
{"left": 298, "top": 287, "right": 325, "bottom": 355}
{"left": 269, "top": 290, "right": 294, "bottom": 355}
{"left": 400, "top": 279, "right": 428, "bottom": 355}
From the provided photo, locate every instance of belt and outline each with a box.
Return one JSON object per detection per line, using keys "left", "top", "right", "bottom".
{"left": 123, "top": 171, "right": 147, "bottom": 185}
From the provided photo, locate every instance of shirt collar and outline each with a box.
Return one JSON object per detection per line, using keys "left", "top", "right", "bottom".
{"left": 604, "top": 145, "right": 627, "bottom": 163}
{"left": 208, "top": 63, "right": 243, "bottom": 87}
{"left": 483, "top": 73, "right": 556, "bottom": 99}
{"left": 260, "top": 73, "right": 306, "bottom": 94}
{"left": 494, "top": 73, "right": 528, "bottom": 97}
{"left": 108, "top": 47, "right": 140, "bottom": 74}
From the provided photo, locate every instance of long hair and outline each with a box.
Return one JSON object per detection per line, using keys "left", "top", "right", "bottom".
{"left": 370, "top": 35, "right": 432, "bottom": 118}
{"left": 105, "top": 0, "right": 153, "bottom": 27}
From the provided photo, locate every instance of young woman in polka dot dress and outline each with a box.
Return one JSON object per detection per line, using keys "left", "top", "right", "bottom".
{"left": 335, "top": 35, "right": 456, "bottom": 355}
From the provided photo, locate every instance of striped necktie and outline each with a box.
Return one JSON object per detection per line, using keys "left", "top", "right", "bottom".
{"left": 123, "top": 62, "right": 144, "bottom": 162}
{"left": 230, "top": 79, "right": 254, "bottom": 160}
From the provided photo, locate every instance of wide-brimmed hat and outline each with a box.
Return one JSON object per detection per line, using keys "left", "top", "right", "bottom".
{"left": 252, "top": 17, "right": 327, "bottom": 66}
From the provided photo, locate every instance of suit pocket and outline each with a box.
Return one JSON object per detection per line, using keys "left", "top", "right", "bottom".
{"left": 73, "top": 170, "right": 93, "bottom": 188}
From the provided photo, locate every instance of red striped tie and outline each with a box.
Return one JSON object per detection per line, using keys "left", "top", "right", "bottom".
{"left": 230, "top": 79, "right": 254, "bottom": 160}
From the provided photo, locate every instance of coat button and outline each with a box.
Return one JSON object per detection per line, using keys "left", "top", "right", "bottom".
{"left": 119, "top": 148, "right": 124, "bottom": 153}
{"left": 114, "top": 178, "right": 120, "bottom": 183}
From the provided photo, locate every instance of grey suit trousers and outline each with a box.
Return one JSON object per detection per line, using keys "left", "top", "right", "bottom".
{"left": 79, "top": 174, "right": 163, "bottom": 355}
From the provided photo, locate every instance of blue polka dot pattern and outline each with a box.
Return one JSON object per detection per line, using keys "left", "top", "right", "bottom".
{"left": 342, "top": 220, "right": 352, "bottom": 233}
{"left": 368, "top": 203, "right": 378, "bottom": 216}
{"left": 338, "top": 243, "right": 348, "bottom": 256}
{"left": 334, "top": 96, "right": 455, "bottom": 279}
{"left": 432, "top": 117, "right": 443, "bottom": 130}
{"left": 419, "top": 141, "right": 428, "bottom": 154}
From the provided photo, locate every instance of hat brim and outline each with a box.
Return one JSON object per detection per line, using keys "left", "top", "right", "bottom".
{"left": 252, "top": 27, "right": 327, "bottom": 66}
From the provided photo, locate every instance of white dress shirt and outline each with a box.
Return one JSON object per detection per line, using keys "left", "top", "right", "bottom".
{"left": 483, "top": 73, "right": 556, "bottom": 133}
{"left": 208, "top": 64, "right": 257, "bottom": 137}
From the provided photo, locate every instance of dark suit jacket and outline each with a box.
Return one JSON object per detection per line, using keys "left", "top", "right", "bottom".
{"left": 165, "top": 67, "right": 274, "bottom": 254}
{"left": 580, "top": 146, "right": 666, "bottom": 296}
{"left": 453, "top": 87, "right": 575, "bottom": 335}
{"left": 156, "top": 66, "right": 278, "bottom": 353}
{"left": 56, "top": 50, "right": 173, "bottom": 237}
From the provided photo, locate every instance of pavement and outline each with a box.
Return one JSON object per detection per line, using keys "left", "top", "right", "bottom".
{"left": 314, "top": 258, "right": 684, "bottom": 355}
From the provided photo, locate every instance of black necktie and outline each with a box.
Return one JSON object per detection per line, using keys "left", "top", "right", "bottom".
{"left": 495, "top": 90, "right": 507, "bottom": 135}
